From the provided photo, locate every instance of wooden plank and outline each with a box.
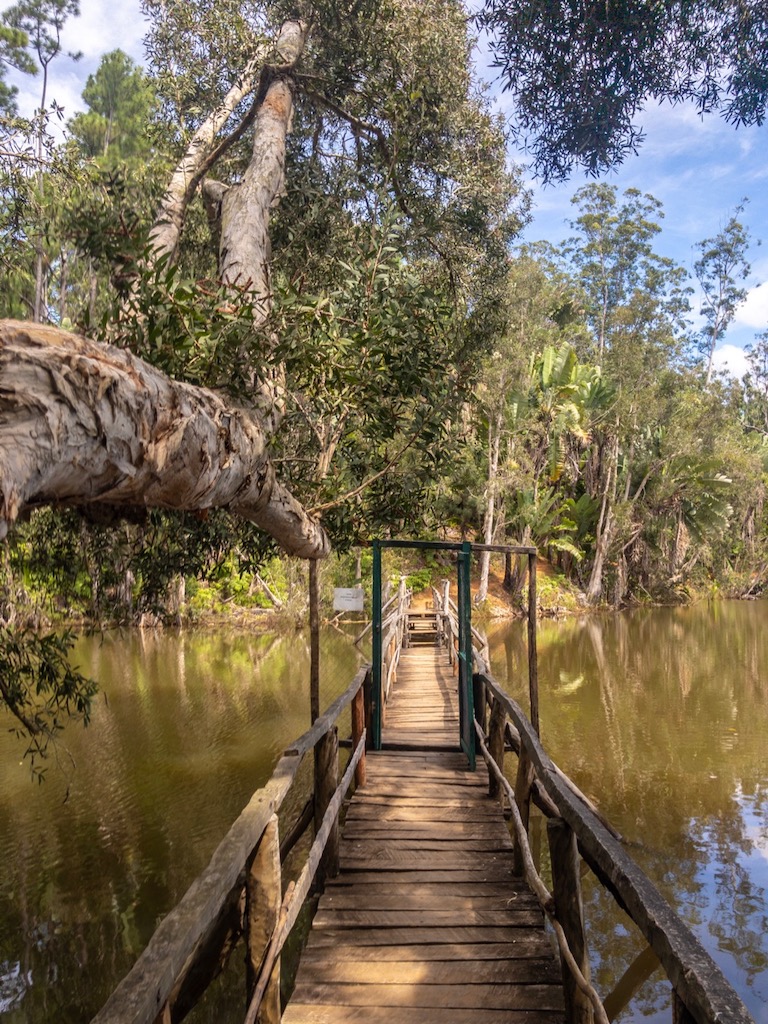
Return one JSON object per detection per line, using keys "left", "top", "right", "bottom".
{"left": 282, "top": 1005, "right": 565, "bottom": 1024}
{"left": 327, "top": 868, "right": 519, "bottom": 884}
{"left": 299, "top": 940, "right": 556, "bottom": 962}
{"left": 311, "top": 909, "right": 545, "bottom": 928}
{"left": 289, "top": 982, "right": 564, "bottom": 1010}
{"left": 341, "top": 839, "right": 513, "bottom": 853}
{"left": 318, "top": 892, "right": 539, "bottom": 912}
{"left": 304, "top": 926, "right": 546, "bottom": 946}
{"left": 294, "top": 959, "right": 562, "bottom": 985}
{"left": 339, "top": 849, "right": 514, "bottom": 867}
{"left": 326, "top": 872, "right": 521, "bottom": 889}
{"left": 341, "top": 821, "right": 507, "bottom": 838}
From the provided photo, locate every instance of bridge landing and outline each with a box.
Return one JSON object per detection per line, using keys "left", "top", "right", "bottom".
{"left": 282, "top": 643, "right": 565, "bottom": 1024}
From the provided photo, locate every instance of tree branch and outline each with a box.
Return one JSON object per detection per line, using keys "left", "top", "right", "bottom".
{"left": 0, "top": 320, "right": 330, "bottom": 560}
{"left": 308, "top": 427, "right": 423, "bottom": 515}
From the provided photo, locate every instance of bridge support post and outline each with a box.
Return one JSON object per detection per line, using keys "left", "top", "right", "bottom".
{"left": 473, "top": 673, "right": 487, "bottom": 734}
{"left": 547, "top": 817, "right": 594, "bottom": 1024}
{"left": 314, "top": 727, "right": 340, "bottom": 883}
{"left": 246, "top": 814, "right": 281, "bottom": 1024}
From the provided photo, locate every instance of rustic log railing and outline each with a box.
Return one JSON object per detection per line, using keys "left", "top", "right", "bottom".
{"left": 91, "top": 664, "right": 371, "bottom": 1024}
{"left": 381, "top": 576, "right": 410, "bottom": 703}
{"left": 472, "top": 668, "right": 754, "bottom": 1024}
{"left": 432, "top": 581, "right": 490, "bottom": 672}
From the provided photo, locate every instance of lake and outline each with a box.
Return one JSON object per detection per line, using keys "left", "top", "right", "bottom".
{"left": 0, "top": 603, "right": 767, "bottom": 1021}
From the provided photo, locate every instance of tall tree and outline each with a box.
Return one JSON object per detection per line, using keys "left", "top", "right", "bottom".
{"left": 2, "top": 0, "right": 80, "bottom": 321}
{"left": 68, "top": 49, "right": 154, "bottom": 160}
{"left": 694, "top": 203, "right": 752, "bottom": 386}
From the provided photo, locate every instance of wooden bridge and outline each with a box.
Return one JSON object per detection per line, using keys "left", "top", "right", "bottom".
{"left": 283, "top": 609, "right": 563, "bottom": 1024}
{"left": 91, "top": 543, "right": 755, "bottom": 1024}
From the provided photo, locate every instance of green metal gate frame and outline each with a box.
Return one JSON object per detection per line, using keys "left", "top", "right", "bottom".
{"left": 370, "top": 540, "right": 538, "bottom": 768}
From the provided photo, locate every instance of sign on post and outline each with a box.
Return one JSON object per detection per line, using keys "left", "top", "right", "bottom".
{"left": 333, "top": 587, "right": 365, "bottom": 612}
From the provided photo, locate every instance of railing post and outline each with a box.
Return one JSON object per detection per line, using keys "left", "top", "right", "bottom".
{"left": 314, "top": 726, "right": 340, "bottom": 884}
{"left": 246, "top": 814, "right": 281, "bottom": 1024}
{"left": 547, "top": 817, "right": 594, "bottom": 1024}
{"left": 672, "top": 992, "right": 696, "bottom": 1024}
{"left": 309, "top": 558, "right": 320, "bottom": 724}
{"left": 488, "top": 696, "right": 506, "bottom": 804}
{"left": 352, "top": 677, "right": 367, "bottom": 788}
{"left": 513, "top": 749, "right": 535, "bottom": 876}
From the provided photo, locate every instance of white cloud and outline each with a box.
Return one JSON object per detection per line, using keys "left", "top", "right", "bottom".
{"left": 735, "top": 282, "right": 768, "bottom": 332}
{"left": 712, "top": 344, "right": 751, "bottom": 379}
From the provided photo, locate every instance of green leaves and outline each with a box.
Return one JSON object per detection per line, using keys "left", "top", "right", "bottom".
{"left": 478, "top": 0, "right": 768, "bottom": 180}
{"left": 0, "top": 625, "right": 97, "bottom": 777}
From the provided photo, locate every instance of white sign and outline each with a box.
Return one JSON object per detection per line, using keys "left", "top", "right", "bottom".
{"left": 333, "top": 587, "right": 364, "bottom": 612}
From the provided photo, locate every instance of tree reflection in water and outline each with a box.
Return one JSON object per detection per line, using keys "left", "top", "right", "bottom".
{"left": 0, "top": 626, "right": 361, "bottom": 1023}
{"left": 488, "top": 601, "right": 768, "bottom": 1023}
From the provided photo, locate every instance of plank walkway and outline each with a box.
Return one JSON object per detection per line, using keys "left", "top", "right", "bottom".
{"left": 282, "top": 633, "right": 565, "bottom": 1024}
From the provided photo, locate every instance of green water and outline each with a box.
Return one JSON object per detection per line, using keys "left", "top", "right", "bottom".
{"left": 0, "top": 626, "right": 361, "bottom": 1022}
{"left": 487, "top": 601, "right": 768, "bottom": 1023}
{"left": 1, "top": 604, "right": 767, "bottom": 1022}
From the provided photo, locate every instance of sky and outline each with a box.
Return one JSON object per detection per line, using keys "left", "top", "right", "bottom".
{"left": 5, "top": 0, "right": 767, "bottom": 379}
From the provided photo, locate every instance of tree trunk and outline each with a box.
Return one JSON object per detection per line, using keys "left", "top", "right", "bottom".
{"left": 147, "top": 23, "right": 305, "bottom": 266}
{"left": 0, "top": 320, "right": 329, "bottom": 559}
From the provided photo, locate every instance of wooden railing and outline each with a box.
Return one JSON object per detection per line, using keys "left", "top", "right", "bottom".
{"left": 432, "top": 580, "right": 490, "bottom": 671}
{"left": 472, "top": 669, "right": 754, "bottom": 1024}
{"left": 91, "top": 665, "right": 371, "bottom": 1024}
{"left": 381, "top": 577, "right": 410, "bottom": 703}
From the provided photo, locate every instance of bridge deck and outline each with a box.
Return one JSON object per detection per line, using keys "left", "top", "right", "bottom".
{"left": 282, "top": 641, "right": 565, "bottom": 1024}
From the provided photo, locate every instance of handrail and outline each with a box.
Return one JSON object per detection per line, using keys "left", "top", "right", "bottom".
{"left": 92, "top": 664, "right": 372, "bottom": 1024}
{"left": 382, "top": 578, "right": 410, "bottom": 704}
{"left": 475, "top": 669, "right": 754, "bottom": 1024}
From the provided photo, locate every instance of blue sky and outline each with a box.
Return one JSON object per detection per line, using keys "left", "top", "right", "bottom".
{"left": 6, "top": 0, "right": 767, "bottom": 377}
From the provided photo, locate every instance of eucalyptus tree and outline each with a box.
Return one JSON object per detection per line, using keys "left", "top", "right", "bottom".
{"left": 694, "top": 203, "right": 753, "bottom": 385}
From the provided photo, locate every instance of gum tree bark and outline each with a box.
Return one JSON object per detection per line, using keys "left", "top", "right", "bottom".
{"left": 0, "top": 320, "right": 329, "bottom": 559}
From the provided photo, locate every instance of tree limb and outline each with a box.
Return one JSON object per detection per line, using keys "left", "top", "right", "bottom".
{"left": 308, "top": 427, "right": 423, "bottom": 515}
{"left": 0, "top": 320, "right": 329, "bottom": 559}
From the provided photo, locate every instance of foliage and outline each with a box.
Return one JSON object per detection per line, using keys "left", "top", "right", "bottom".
{"left": 0, "top": 624, "right": 97, "bottom": 777}
{"left": 478, "top": 0, "right": 768, "bottom": 180}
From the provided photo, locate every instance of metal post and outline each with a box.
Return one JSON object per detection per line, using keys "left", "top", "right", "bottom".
{"left": 371, "top": 540, "right": 382, "bottom": 750}
{"left": 457, "top": 540, "right": 475, "bottom": 769}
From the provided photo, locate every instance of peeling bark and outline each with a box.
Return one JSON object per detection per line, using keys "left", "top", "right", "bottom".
{"left": 0, "top": 320, "right": 329, "bottom": 559}
{"left": 219, "top": 23, "right": 305, "bottom": 316}
{"left": 148, "top": 39, "right": 272, "bottom": 265}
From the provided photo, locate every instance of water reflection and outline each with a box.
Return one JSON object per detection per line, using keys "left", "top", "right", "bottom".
{"left": 488, "top": 602, "right": 768, "bottom": 1023}
{"left": 0, "top": 627, "right": 360, "bottom": 1022}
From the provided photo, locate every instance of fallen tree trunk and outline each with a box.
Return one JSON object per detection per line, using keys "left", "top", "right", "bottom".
{"left": 0, "top": 320, "right": 329, "bottom": 559}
